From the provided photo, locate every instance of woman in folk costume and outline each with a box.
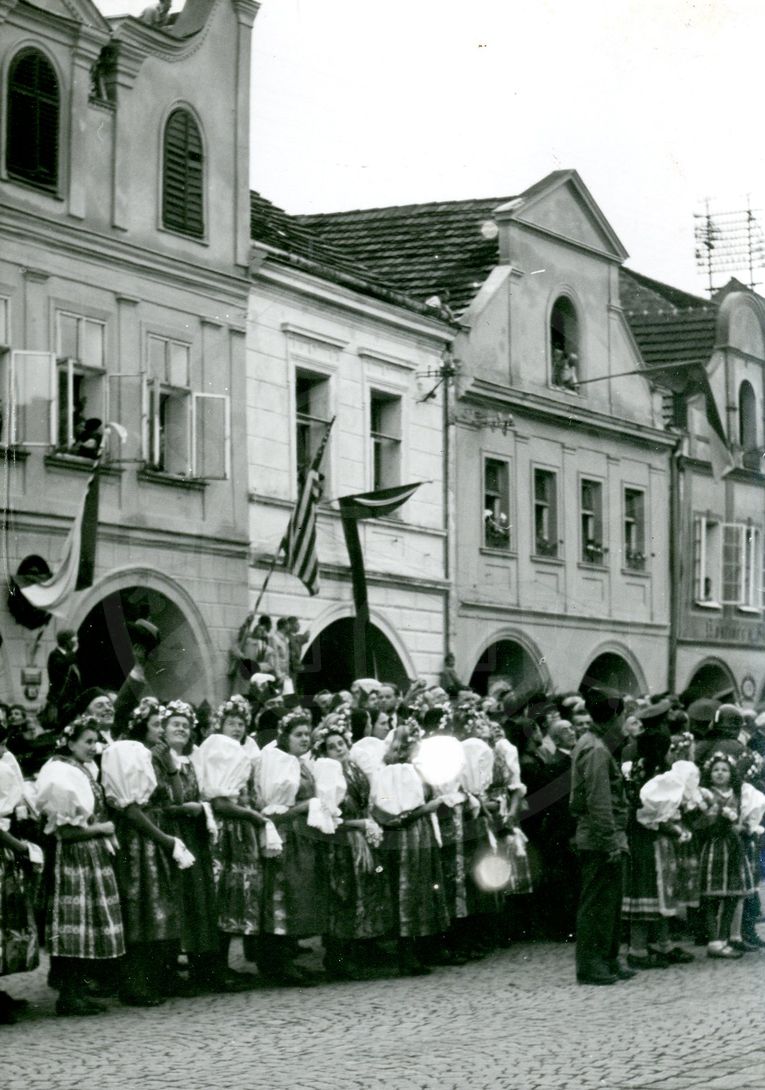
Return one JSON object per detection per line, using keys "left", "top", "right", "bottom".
{"left": 621, "top": 730, "right": 695, "bottom": 969}
{"left": 192, "top": 697, "right": 266, "bottom": 987}
{"left": 668, "top": 740, "right": 705, "bottom": 920}
{"left": 730, "top": 766, "right": 765, "bottom": 952}
{"left": 312, "top": 713, "right": 391, "bottom": 980}
{"left": 101, "top": 705, "right": 194, "bottom": 1006}
{"left": 0, "top": 728, "right": 40, "bottom": 1023}
{"left": 371, "top": 719, "right": 450, "bottom": 976}
{"left": 36, "top": 717, "right": 124, "bottom": 1016}
{"left": 257, "top": 709, "right": 328, "bottom": 984}
{"left": 159, "top": 700, "right": 224, "bottom": 992}
{"left": 698, "top": 752, "right": 756, "bottom": 959}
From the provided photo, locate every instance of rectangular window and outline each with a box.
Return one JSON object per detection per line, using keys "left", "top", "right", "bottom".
{"left": 484, "top": 458, "right": 511, "bottom": 550}
{"left": 693, "top": 515, "right": 722, "bottom": 606}
{"left": 741, "top": 526, "right": 760, "bottom": 609}
{"left": 370, "top": 390, "right": 401, "bottom": 490}
{"left": 0, "top": 297, "right": 9, "bottom": 346}
{"left": 5, "top": 350, "right": 57, "bottom": 446}
{"left": 56, "top": 360, "right": 104, "bottom": 454}
{"left": 624, "top": 488, "right": 646, "bottom": 571}
{"left": 56, "top": 312, "right": 105, "bottom": 370}
{"left": 147, "top": 381, "right": 190, "bottom": 475}
{"left": 580, "top": 478, "right": 605, "bottom": 563}
{"left": 147, "top": 334, "right": 190, "bottom": 388}
{"left": 533, "top": 469, "right": 558, "bottom": 556}
{"left": 722, "top": 522, "right": 761, "bottom": 608}
{"left": 295, "top": 369, "right": 331, "bottom": 489}
{"left": 192, "top": 392, "right": 230, "bottom": 479}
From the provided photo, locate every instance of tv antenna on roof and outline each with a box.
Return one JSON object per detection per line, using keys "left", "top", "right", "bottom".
{"left": 694, "top": 197, "right": 765, "bottom": 296}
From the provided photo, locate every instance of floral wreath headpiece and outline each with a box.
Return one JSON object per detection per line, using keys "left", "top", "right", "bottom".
{"left": 212, "top": 694, "right": 250, "bottom": 730}
{"left": 312, "top": 711, "right": 353, "bottom": 756}
{"left": 669, "top": 731, "right": 694, "bottom": 752}
{"left": 739, "top": 749, "right": 764, "bottom": 785}
{"left": 57, "top": 714, "right": 100, "bottom": 749}
{"left": 703, "top": 750, "right": 738, "bottom": 775}
{"left": 128, "top": 696, "right": 167, "bottom": 733}
{"left": 277, "top": 708, "right": 312, "bottom": 742}
{"left": 163, "top": 699, "right": 198, "bottom": 729}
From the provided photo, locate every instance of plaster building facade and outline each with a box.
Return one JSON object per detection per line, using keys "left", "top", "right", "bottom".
{"left": 0, "top": 0, "right": 258, "bottom": 708}
{"left": 301, "top": 171, "right": 676, "bottom": 698}
{"left": 247, "top": 196, "right": 454, "bottom": 691}
{"left": 624, "top": 273, "right": 765, "bottom": 705}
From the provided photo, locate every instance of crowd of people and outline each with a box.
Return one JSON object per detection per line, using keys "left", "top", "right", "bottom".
{"left": 1, "top": 639, "right": 764, "bottom": 1021}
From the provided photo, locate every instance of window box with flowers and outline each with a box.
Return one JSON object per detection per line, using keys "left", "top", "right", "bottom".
{"left": 484, "top": 510, "right": 511, "bottom": 550}
{"left": 534, "top": 535, "right": 559, "bottom": 558}
{"left": 583, "top": 540, "right": 608, "bottom": 565}
{"left": 624, "top": 548, "right": 646, "bottom": 572}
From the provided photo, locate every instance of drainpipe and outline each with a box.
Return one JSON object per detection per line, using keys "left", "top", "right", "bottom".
{"left": 668, "top": 434, "right": 684, "bottom": 692}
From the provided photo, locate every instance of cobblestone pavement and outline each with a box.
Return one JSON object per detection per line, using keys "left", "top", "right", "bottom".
{"left": 2, "top": 930, "right": 764, "bottom": 1090}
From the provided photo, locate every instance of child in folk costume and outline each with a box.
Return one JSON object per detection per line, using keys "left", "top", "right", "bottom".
{"left": 101, "top": 728, "right": 194, "bottom": 1006}
{"left": 257, "top": 709, "right": 328, "bottom": 984}
{"left": 698, "top": 752, "right": 755, "bottom": 959}
{"left": 313, "top": 715, "right": 391, "bottom": 980}
{"left": 36, "top": 717, "right": 124, "bottom": 1015}
{"left": 192, "top": 700, "right": 267, "bottom": 987}
{"left": 460, "top": 727, "right": 505, "bottom": 953}
{"left": 159, "top": 701, "right": 224, "bottom": 992}
{"left": 0, "top": 732, "right": 40, "bottom": 1023}
{"left": 371, "top": 720, "right": 450, "bottom": 977}
{"left": 725, "top": 771, "right": 765, "bottom": 953}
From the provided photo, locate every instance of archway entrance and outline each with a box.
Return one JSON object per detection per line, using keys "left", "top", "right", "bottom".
{"left": 469, "top": 639, "right": 544, "bottom": 699}
{"left": 300, "top": 618, "right": 409, "bottom": 696}
{"left": 580, "top": 652, "right": 641, "bottom": 697}
{"left": 77, "top": 586, "right": 208, "bottom": 703}
{"left": 686, "top": 660, "right": 737, "bottom": 703}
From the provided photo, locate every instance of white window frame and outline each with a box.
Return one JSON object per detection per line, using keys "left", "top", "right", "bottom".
{"left": 56, "top": 311, "right": 106, "bottom": 371}
{"left": 191, "top": 391, "right": 230, "bottom": 479}
{"left": 693, "top": 514, "right": 722, "bottom": 608}
{"left": 623, "top": 487, "right": 647, "bottom": 571}
{"left": 56, "top": 356, "right": 106, "bottom": 452}
{"left": 483, "top": 455, "right": 512, "bottom": 551}
{"left": 0, "top": 296, "right": 10, "bottom": 348}
{"left": 294, "top": 367, "right": 333, "bottom": 494}
{"left": 723, "top": 522, "right": 761, "bottom": 611}
{"left": 580, "top": 476, "right": 606, "bottom": 565}
{"left": 369, "top": 388, "right": 403, "bottom": 491}
{"left": 6, "top": 349, "right": 57, "bottom": 446}
{"left": 533, "top": 467, "right": 558, "bottom": 557}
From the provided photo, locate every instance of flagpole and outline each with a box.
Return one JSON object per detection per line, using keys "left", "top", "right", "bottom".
{"left": 252, "top": 550, "right": 280, "bottom": 617}
{"left": 573, "top": 359, "right": 705, "bottom": 387}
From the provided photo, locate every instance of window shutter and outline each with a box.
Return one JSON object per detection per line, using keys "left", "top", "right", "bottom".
{"left": 192, "top": 392, "right": 229, "bottom": 479}
{"left": 721, "top": 523, "right": 743, "bottom": 604}
{"left": 9, "top": 350, "right": 56, "bottom": 445}
{"left": 106, "top": 373, "right": 147, "bottom": 462}
{"left": 6, "top": 50, "right": 59, "bottom": 189}
{"left": 162, "top": 110, "right": 204, "bottom": 238}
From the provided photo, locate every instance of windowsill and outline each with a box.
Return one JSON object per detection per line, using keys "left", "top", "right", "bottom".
{"left": 0, "top": 446, "right": 30, "bottom": 463}
{"left": 480, "top": 545, "right": 515, "bottom": 558}
{"left": 137, "top": 466, "right": 207, "bottom": 491}
{"left": 693, "top": 599, "right": 722, "bottom": 610}
{"left": 548, "top": 383, "right": 580, "bottom": 396}
{"left": 157, "top": 224, "right": 209, "bottom": 247}
{"left": 531, "top": 551, "right": 563, "bottom": 565}
{"left": 578, "top": 560, "right": 609, "bottom": 572}
{"left": 45, "top": 452, "right": 122, "bottom": 477}
{"left": 621, "top": 566, "right": 650, "bottom": 578}
{"left": 5, "top": 174, "right": 63, "bottom": 201}
{"left": 737, "top": 605, "right": 761, "bottom": 615}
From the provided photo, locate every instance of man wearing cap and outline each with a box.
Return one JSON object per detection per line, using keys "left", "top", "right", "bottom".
{"left": 569, "top": 688, "right": 632, "bottom": 985}
{"left": 694, "top": 704, "right": 746, "bottom": 768}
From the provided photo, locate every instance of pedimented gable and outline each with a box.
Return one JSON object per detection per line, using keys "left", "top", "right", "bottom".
{"left": 26, "top": 0, "right": 111, "bottom": 33}
{"left": 496, "top": 170, "right": 628, "bottom": 263}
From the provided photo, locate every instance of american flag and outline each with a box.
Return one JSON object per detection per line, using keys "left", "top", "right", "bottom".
{"left": 282, "top": 418, "right": 334, "bottom": 596}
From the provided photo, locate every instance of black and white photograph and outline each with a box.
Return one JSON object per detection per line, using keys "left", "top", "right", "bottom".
{"left": 0, "top": 1, "right": 764, "bottom": 1087}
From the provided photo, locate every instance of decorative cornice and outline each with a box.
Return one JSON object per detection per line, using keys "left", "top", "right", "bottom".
{"left": 458, "top": 599, "right": 668, "bottom": 633}
{"left": 281, "top": 323, "right": 348, "bottom": 350}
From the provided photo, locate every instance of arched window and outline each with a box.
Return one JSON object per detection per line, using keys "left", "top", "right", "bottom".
{"left": 162, "top": 108, "right": 204, "bottom": 238}
{"left": 550, "top": 296, "right": 579, "bottom": 390}
{"left": 738, "top": 380, "right": 757, "bottom": 450}
{"left": 6, "top": 49, "right": 59, "bottom": 190}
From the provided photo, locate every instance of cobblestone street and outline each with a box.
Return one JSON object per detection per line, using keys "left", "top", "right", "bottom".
{"left": 3, "top": 930, "right": 763, "bottom": 1090}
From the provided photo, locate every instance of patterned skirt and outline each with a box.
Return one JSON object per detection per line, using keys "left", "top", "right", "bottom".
{"left": 383, "top": 814, "right": 450, "bottom": 938}
{"left": 212, "top": 817, "right": 262, "bottom": 937}
{"left": 326, "top": 829, "right": 392, "bottom": 941}
{"left": 113, "top": 815, "right": 179, "bottom": 946}
{"left": 261, "top": 817, "right": 329, "bottom": 938}
{"left": 49, "top": 838, "right": 125, "bottom": 960}
{"left": 622, "top": 827, "right": 679, "bottom": 920}
{"left": 700, "top": 829, "right": 755, "bottom": 898}
{"left": 463, "top": 812, "right": 502, "bottom": 916}
{"left": 498, "top": 830, "right": 534, "bottom": 896}
{"left": 0, "top": 847, "right": 39, "bottom": 977}
{"left": 169, "top": 815, "right": 219, "bottom": 953}
{"left": 675, "top": 837, "right": 701, "bottom": 909}
{"left": 437, "top": 805, "right": 468, "bottom": 921}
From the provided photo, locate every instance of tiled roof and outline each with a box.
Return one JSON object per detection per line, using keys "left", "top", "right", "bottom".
{"left": 249, "top": 192, "right": 451, "bottom": 322}
{"left": 297, "top": 195, "right": 514, "bottom": 314}
{"left": 619, "top": 268, "right": 719, "bottom": 368}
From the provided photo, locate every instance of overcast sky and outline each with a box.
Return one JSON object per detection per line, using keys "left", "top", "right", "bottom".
{"left": 101, "top": 0, "right": 765, "bottom": 294}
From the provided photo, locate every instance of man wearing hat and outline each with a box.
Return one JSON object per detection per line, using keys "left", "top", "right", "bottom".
{"left": 694, "top": 704, "right": 746, "bottom": 768}
{"left": 569, "top": 687, "right": 632, "bottom": 985}
{"left": 113, "top": 619, "right": 161, "bottom": 738}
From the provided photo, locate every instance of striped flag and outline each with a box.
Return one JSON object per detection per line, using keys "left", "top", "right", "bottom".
{"left": 281, "top": 418, "right": 334, "bottom": 596}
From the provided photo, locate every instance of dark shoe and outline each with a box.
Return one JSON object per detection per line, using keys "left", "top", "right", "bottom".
{"left": 649, "top": 946, "right": 695, "bottom": 964}
{"left": 608, "top": 960, "right": 637, "bottom": 980}
{"left": 56, "top": 996, "right": 105, "bottom": 1017}
{"left": 119, "top": 993, "right": 165, "bottom": 1007}
{"left": 577, "top": 972, "right": 618, "bottom": 986}
{"left": 398, "top": 962, "right": 432, "bottom": 977}
{"left": 0, "top": 992, "right": 28, "bottom": 1012}
{"left": 730, "top": 938, "right": 761, "bottom": 953}
{"left": 627, "top": 952, "right": 669, "bottom": 970}
{"left": 742, "top": 934, "right": 765, "bottom": 948}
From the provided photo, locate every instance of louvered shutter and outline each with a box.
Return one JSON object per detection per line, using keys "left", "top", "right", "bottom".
{"left": 6, "top": 50, "right": 59, "bottom": 189}
{"left": 162, "top": 110, "right": 204, "bottom": 238}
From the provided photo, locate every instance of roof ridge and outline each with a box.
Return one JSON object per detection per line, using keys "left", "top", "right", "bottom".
{"left": 620, "top": 266, "right": 712, "bottom": 310}
{"left": 295, "top": 195, "right": 516, "bottom": 220}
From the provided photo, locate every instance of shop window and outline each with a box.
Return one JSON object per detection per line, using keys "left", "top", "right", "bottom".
{"left": 6, "top": 49, "right": 59, "bottom": 191}
{"left": 580, "top": 478, "right": 605, "bottom": 563}
{"left": 533, "top": 468, "right": 558, "bottom": 556}
{"left": 550, "top": 296, "right": 579, "bottom": 390}
{"left": 738, "top": 380, "right": 757, "bottom": 451}
{"left": 623, "top": 488, "right": 646, "bottom": 571}
{"left": 484, "top": 458, "right": 511, "bottom": 549}
{"left": 295, "top": 369, "right": 331, "bottom": 491}
{"left": 693, "top": 515, "right": 722, "bottom": 607}
{"left": 162, "top": 108, "right": 204, "bottom": 238}
{"left": 370, "top": 390, "right": 401, "bottom": 490}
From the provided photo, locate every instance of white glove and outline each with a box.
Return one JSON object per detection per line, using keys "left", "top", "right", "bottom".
{"left": 172, "top": 837, "right": 195, "bottom": 870}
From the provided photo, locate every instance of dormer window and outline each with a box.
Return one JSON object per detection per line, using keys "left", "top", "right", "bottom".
{"left": 550, "top": 296, "right": 579, "bottom": 390}
{"left": 6, "top": 49, "right": 59, "bottom": 192}
{"left": 738, "top": 380, "right": 757, "bottom": 451}
{"left": 162, "top": 109, "right": 204, "bottom": 238}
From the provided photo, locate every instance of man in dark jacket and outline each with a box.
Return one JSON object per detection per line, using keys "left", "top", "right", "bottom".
{"left": 44, "top": 629, "right": 82, "bottom": 729}
{"left": 569, "top": 688, "right": 633, "bottom": 985}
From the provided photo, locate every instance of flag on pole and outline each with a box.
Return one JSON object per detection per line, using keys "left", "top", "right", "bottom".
{"left": 281, "top": 418, "right": 334, "bottom": 596}
{"left": 20, "top": 455, "right": 101, "bottom": 616}
{"left": 337, "top": 482, "right": 423, "bottom": 677}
